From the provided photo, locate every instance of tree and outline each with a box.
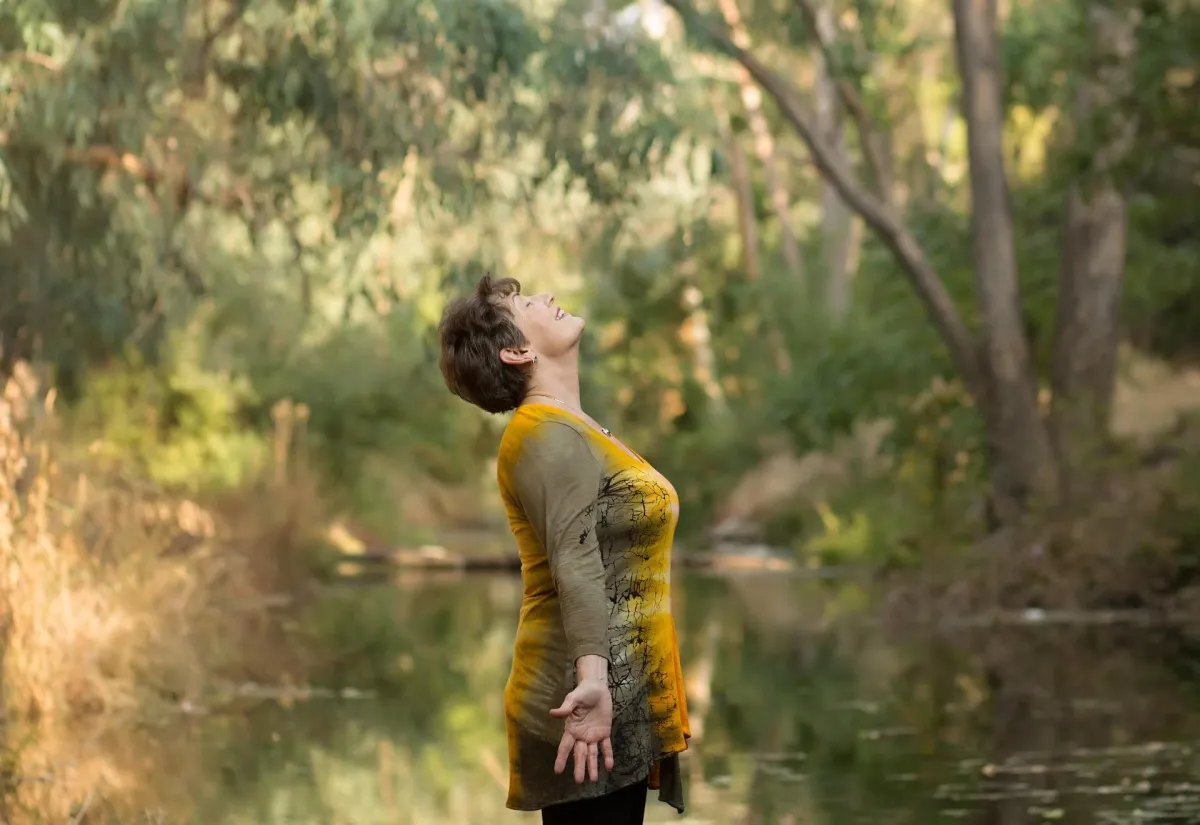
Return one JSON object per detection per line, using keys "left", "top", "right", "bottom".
{"left": 1050, "top": 1, "right": 1137, "bottom": 503}
{"left": 663, "top": 0, "right": 1138, "bottom": 525}
{"left": 0, "top": 0, "right": 547, "bottom": 383}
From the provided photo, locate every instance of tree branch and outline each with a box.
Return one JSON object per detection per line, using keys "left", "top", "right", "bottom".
{"left": 198, "top": 0, "right": 250, "bottom": 65}
{"left": 0, "top": 133, "right": 255, "bottom": 235}
{"left": 663, "top": 0, "right": 984, "bottom": 396}
{"left": 790, "top": 0, "right": 891, "bottom": 200}
{"left": 715, "top": 0, "right": 805, "bottom": 291}
{"left": 6, "top": 52, "right": 63, "bottom": 71}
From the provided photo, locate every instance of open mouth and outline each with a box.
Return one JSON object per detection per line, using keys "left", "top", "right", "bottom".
{"left": 555, "top": 307, "right": 565, "bottom": 320}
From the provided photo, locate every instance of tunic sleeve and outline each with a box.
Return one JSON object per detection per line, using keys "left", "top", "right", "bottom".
{"left": 510, "top": 421, "right": 609, "bottom": 665}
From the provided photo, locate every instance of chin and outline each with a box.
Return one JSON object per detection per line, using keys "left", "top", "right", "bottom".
{"left": 553, "top": 319, "right": 583, "bottom": 353}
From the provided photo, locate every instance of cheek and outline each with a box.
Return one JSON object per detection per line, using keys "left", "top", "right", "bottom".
{"left": 519, "top": 316, "right": 550, "bottom": 346}
{"left": 513, "top": 313, "right": 537, "bottom": 338}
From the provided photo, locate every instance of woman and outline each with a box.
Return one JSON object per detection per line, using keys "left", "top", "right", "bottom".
{"left": 437, "top": 274, "right": 690, "bottom": 824}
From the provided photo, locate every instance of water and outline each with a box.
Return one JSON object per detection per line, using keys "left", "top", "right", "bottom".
{"left": 20, "top": 572, "right": 1200, "bottom": 823}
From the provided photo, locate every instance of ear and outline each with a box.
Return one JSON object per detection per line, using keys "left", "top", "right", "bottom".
{"left": 499, "top": 346, "right": 536, "bottom": 367}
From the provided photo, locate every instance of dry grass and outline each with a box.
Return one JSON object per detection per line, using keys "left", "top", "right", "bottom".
{"left": 3, "top": 718, "right": 206, "bottom": 823}
{"left": 0, "top": 371, "right": 323, "bottom": 821}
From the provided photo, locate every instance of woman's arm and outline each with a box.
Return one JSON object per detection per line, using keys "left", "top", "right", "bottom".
{"left": 511, "top": 421, "right": 610, "bottom": 670}
{"left": 573, "top": 654, "right": 608, "bottom": 685}
{"left": 513, "top": 422, "right": 615, "bottom": 782}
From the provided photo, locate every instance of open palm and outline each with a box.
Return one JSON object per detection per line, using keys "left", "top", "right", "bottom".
{"left": 549, "top": 679, "right": 615, "bottom": 783}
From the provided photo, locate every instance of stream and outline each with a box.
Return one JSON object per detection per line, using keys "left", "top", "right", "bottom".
{"left": 17, "top": 571, "right": 1200, "bottom": 824}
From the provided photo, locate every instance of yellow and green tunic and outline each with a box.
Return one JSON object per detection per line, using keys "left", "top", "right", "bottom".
{"left": 497, "top": 403, "right": 690, "bottom": 813}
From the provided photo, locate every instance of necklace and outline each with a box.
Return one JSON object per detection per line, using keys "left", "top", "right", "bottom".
{"left": 525, "top": 393, "right": 613, "bottom": 437}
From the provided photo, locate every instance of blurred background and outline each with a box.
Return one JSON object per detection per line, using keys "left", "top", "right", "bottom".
{"left": 2, "top": 0, "right": 1199, "bottom": 821}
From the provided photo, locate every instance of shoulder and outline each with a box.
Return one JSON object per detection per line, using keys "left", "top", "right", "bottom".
{"left": 498, "top": 408, "right": 598, "bottom": 474}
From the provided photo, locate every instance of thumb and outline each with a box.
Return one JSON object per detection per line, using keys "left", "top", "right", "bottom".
{"left": 549, "top": 692, "right": 578, "bottom": 718}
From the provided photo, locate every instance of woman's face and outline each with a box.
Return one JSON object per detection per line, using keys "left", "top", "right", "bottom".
{"left": 508, "top": 291, "right": 585, "bottom": 359}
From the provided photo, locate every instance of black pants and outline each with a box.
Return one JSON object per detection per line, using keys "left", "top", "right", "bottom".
{"left": 540, "top": 778, "right": 649, "bottom": 825}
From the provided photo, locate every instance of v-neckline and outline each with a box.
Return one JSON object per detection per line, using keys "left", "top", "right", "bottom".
{"left": 522, "top": 403, "right": 648, "bottom": 466}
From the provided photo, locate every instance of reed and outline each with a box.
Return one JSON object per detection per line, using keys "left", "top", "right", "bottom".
{"left": 0, "top": 367, "right": 323, "bottom": 820}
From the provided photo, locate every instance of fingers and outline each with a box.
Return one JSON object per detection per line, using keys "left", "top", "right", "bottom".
{"left": 548, "top": 693, "right": 577, "bottom": 719}
{"left": 554, "top": 732, "right": 574, "bottom": 776}
{"left": 556, "top": 735, "right": 613, "bottom": 783}
{"left": 601, "top": 737, "right": 615, "bottom": 771}
{"left": 573, "top": 740, "right": 587, "bottom": 784}
{"left": 587, "top": 742, "right": 599, "bottom": 782}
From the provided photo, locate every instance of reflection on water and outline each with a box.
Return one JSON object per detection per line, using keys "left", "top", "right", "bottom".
{"left": 15, "top": 573, "right": 1200, "bottom": 824}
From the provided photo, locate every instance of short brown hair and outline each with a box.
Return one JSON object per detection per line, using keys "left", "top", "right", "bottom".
{"left": 437, "top": 274, "right": 529, "bottom": 414}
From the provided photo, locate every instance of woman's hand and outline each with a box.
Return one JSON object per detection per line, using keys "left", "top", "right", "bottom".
{"left": 549, "top": 677, "right": 615, "bottom": 783}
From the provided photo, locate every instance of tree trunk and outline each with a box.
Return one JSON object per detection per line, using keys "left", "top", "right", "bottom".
{"left": 715, "top": 0, "right": 806, "bottom": 292}
{"left": 814, "top": 0, "right": 860, "bottom": 321}
{"left": 1050, "top": 2, "right": 1136, "bottom": 504}
{"left": 952, "top": 0, "right": 1057, "bottom": 519}
{"left": 679, "top": 271, "right": 728, "bottom": 414}
{"left": 715, "top": 104, "right": 792, "bottom": 373}
{"left": 723, "top": 121, "right": 762, "bottom": 283}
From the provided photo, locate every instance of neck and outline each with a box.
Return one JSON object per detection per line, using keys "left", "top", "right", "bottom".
{"left": 525, "top": 351, "right": 582, "bottom": 410}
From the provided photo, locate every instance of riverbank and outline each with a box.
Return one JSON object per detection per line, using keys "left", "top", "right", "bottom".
{"left": 0, "top": 376, "right": 325, "bottom": 816}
